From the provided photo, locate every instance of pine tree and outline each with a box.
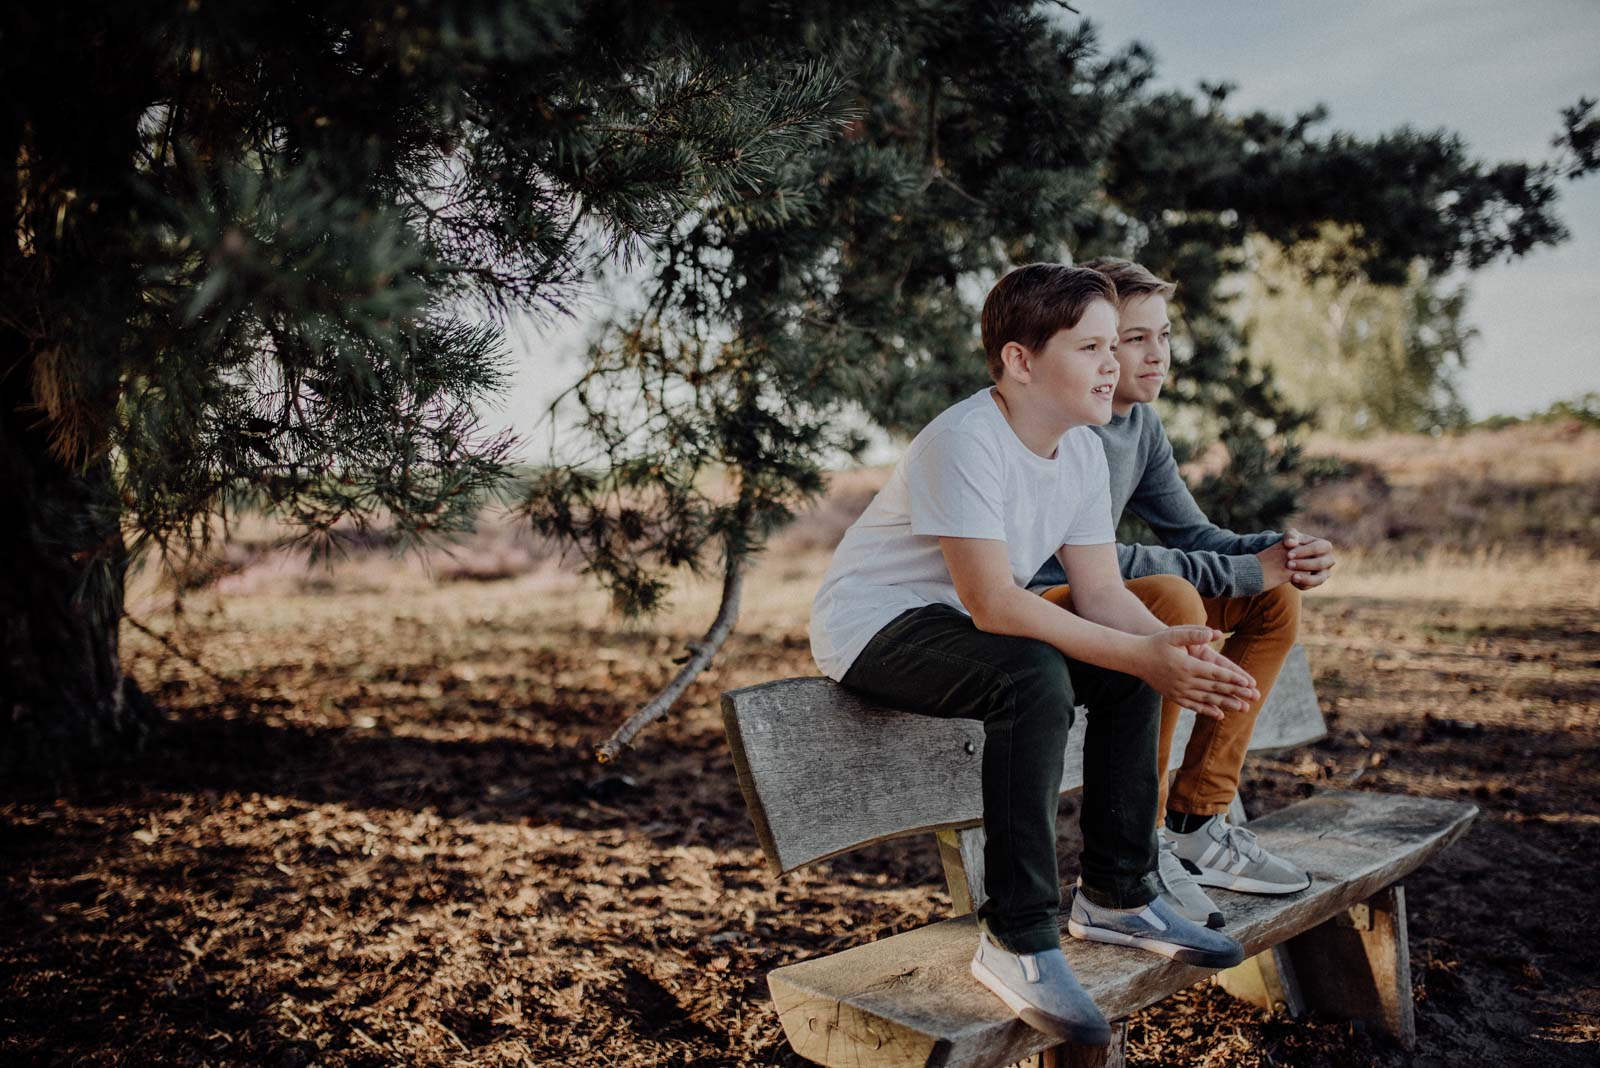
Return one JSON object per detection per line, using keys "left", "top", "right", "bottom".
{"left": 515, "top": 4, "right": 1592, "bottom": 757}
{"left": 0, "top": 2, "right": 847, "bottom": 777}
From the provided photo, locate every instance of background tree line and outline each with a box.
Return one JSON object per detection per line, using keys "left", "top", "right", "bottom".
{"left": 3, "top": 1, "right": 1594, "bottom": 774}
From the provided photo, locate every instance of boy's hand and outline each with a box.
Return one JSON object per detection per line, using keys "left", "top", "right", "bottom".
{"left": 1140, "top": 626, "right": 1259, "bottom": 722}
{"left": 1256, "top": 540, "right": 1292, "bottom": 590}
{"left": 1257, "top": 528, "right": 1336, "bottom": 591}
{"left": 1282, "top": 527, "right": 1335, "bottom": 589}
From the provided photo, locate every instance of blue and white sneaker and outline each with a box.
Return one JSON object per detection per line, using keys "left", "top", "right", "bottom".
{"left": 1167, "top": 815, "right": 1312, "bottom": 895}
{"left": 1067, "top": 888, "right": 1245, "bottom": 968}
{"left": 970, "top": 930, "right": 1112, "bottom": 1045}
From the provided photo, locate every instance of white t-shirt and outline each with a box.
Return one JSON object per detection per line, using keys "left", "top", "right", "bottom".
{"left": 810, "top": 388, "right": 1115, "bottom": 681}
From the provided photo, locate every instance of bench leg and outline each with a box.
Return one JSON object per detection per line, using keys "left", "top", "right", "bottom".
{"left": 935, "top": 826, "right": 987, "bottom": 915}
{"left": 1284, "top": 883, "right": 1416, "bottom": 1049}
{"left": 1008, "top": 1021, "right": 1127, "bottom": 1068}
{"left": 1212, "top": 793, "right": 1310, "bottom": 1016}
{"left": 1216, "top": 943, "right": 1307, "bottom": 1017}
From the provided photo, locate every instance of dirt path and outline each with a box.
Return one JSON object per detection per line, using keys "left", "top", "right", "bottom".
{"left": 3, "top": 554, "right": 1596, "bottom": 1066}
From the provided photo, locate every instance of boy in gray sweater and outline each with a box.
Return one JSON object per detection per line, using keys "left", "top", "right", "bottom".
{"left": 1030, "top": 257, "right": 1338, "bottom": 928}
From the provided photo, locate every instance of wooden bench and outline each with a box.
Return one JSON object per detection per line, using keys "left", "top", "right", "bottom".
{"left": 721, "top": 645, "right": 1477, "bottom": 1067}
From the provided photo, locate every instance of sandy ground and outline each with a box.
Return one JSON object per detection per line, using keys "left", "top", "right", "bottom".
{"left": 2, "top": 423, "right": 1598, "bottom": 1066}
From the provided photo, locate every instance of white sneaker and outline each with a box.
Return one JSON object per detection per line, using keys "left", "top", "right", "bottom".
{"left": 1156, "top": 830, "right": 1225, "bottom": 928}
{"left": 1167, "top": 815, "right": 1312, "bottom": 894}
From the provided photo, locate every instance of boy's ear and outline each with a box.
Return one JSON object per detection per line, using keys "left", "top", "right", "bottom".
{"left": 999, "top": 340, "right": 1033, "bottom": 383}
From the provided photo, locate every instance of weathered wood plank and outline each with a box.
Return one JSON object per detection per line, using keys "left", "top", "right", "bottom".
{"left": 768, "top": 791, "right": 1474, "bottom": 1068}
{"left": 1288, "top": 884, "right": 1416, "bottom": 1048}
{"left": 723, "top": 644, "right": 1325, "bottom": 876}
{"left": 936, "top": 826, "right": 986, "bottom": 916}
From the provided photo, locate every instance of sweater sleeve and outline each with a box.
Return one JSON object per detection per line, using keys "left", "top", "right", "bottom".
{"left": 1121, "top": 411, "right": 1282, "bottom": 598}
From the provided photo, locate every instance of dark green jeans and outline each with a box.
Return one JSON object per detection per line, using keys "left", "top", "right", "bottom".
{"left": 839, "top": 603, "right": 1162, "bottom": 954}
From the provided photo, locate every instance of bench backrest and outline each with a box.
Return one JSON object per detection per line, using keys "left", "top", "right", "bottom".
{"left": 722, "top": 643, "right": 1325, "bottom": 876}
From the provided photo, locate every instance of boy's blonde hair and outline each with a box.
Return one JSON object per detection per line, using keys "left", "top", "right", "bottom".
{"left": 1078, "top": 257, "right": 1176, "bottom": 304}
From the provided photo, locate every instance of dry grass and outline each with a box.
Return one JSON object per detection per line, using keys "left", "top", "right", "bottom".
{"left": 1323, "top": 545, "right": 1600, "bottom": 611}
{"left": 1305, "top": 420, "right": 1600, "bottom": 489}
{"left": 7, "top": 425, "right": 1598, "bottom": 1067}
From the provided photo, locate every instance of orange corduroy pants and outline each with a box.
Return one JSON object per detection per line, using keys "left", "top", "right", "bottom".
{"left": 1040, "top": 575, "right": 1300, "bottom": 818}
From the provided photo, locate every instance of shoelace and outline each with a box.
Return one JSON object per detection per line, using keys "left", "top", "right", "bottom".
{"left": 1217, "top": 821, "right": 1267, "bottom": 865}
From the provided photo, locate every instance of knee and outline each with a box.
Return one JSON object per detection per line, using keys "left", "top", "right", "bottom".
{"left": 1006, "top": 639, "right": 1071, "bottom": 697}
{"left": 999, "top": 640, "right": 1074, "bottom": 734}
{"left": 1131, "top": 575, "right": 1206, "bottom": 628}
{"left": 1254, "top": 582, "right": 1301, "bottom": 639}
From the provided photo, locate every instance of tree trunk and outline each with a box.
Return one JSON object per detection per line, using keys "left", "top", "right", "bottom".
{"left": 1, "top": 342, "right": 149, "bottom": 783}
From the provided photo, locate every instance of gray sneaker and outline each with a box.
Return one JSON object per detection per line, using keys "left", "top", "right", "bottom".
{"left": 1157, "top": 831, "right": 1225, "bottom": 929}
{"left": 1167, "top": 815, "right": 1312, "bottom": 895}
{"left": 1066, "top": 889, "right": 1245, "bottom": 968}
{"left": 970, "top": 930, "right": 1112, "bottom": 1046}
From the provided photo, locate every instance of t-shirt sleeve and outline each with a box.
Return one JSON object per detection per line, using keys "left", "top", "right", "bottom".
{"left": 906, "top": 427, "right": 1008, "bottom": 541}
{"left": 1062, "top": 436, "right": 1116, "bottom": 545}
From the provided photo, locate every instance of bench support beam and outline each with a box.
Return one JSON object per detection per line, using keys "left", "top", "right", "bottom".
{"left": 1285, "top": 883, "right": 1416, "bottom": 1049}
{"left": 1007, "top": 1022, "right": 1126, "bottom": 1068}
{"left": 1215, "top": 944, "right": 1306, "bottom": 1017}
{"left": 1213, "top": 793, "right": 1307, "bottom": 1017}
{"left": 936, "top": 826, "right": 987, "bottom": 916}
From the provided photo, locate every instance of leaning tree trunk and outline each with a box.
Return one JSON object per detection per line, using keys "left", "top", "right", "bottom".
{"left": 0, "top": 342, "right": 148, "bottom": 783}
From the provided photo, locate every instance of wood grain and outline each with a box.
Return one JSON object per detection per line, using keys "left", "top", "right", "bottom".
{"left": 767, "top": 791, "right": 1474, "bottom": 1068}
{"left": 723, "top": 644, "right": 1326, "bottom": 876}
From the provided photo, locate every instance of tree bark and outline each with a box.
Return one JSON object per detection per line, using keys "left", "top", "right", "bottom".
{"left": 1, "top": 340, "right": 149, "bottom": 784}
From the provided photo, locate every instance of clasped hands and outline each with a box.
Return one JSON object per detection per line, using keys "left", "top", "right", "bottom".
{"left": 1142, "top": 626, "right": 1256, "bottom": 722}
{"left": 1259, "top": 527, "right": 1336, "bottom": 591}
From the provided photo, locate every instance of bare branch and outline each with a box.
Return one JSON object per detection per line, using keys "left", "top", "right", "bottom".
{"left": 594, "top": 547, "right": 744, "bottom": 763}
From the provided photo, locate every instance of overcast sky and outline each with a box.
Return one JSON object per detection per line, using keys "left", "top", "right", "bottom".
{"left": 1079, "top": 0, "right": 1600, "bottom": 422}
{"left": 483, "top": 2, "right": 1600, "bottom": 448}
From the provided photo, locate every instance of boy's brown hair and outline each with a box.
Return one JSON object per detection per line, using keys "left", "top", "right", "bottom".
{"left": 1078, "top": 256, "right": 1176, "bottom": 304}
{"left": 980, "top": 263, "right": 1117, "bottom": 382}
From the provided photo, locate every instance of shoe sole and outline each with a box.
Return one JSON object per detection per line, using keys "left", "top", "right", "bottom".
{"left": 969, "top": 958, "right": 1112, "bottom": 1046}
{"left": 1065, "top": 918, "right": 1245, "bottom": 969}
{"left": 1191, "top": 868, "right": 1312, "bottom": 895}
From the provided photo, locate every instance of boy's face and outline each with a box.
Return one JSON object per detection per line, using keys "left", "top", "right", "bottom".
{"left": 1020, "top": 297, "right": 1121, "bottom": 427}
{"left": 1111, "top": 293, "right": 1172, "bottom": 413}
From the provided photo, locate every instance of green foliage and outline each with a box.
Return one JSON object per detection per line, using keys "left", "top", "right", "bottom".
{"left": 1470, "top": 391, "right": 1600, "bottom": 431}
{"left": 3, "top": 1, "right": 845, "bottom": 587}
{"left": 524, "top": 3, "right": 1585, "bottom": 605}
{"left": 1554, "top": 98, "right": 1600, "bottom": 179}
{"left": 5, "top": 1, "right": 1589, "bottom": 625}
{"left": 1237, "top": 229, "right": 1475, "bottom": 436}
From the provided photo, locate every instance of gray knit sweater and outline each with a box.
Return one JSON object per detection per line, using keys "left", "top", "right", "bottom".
{"left": 1029, "top": 404, "right": 1281, "bottom": 597}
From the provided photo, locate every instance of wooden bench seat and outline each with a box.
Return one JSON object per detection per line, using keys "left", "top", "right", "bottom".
{"left": 720, "top": 643, "right": 1477, "bottom": 1066}
{"left": 725, "top": 646, "right": 1326, "bottom": 877}
{"left": 767, "top": 791, "right": 1475, "bottom": 1068}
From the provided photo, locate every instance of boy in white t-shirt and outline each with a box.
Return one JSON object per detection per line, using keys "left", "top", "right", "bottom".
{"left": 810, "top": 265, "right": 1254, "bottom": 1044}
